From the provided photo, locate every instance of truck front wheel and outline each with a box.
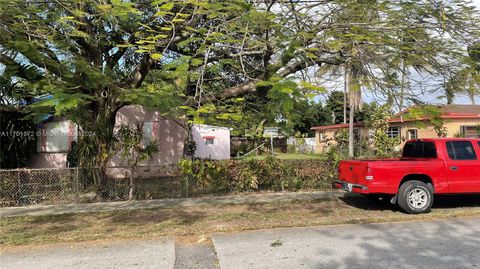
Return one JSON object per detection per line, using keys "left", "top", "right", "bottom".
{"left": 398, "top": 181, "right": 433, "bottom": 214}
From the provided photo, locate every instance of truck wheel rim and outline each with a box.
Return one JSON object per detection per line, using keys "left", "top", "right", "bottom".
{"left": 407, "top": 188, "right": 428, "bottom": 209}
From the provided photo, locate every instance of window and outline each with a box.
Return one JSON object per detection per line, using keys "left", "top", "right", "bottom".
{"left": 319, "top": 133, "right": 324, "bottom": 142}
{"left": 407, "top": 129, "right": 418, "bottom": 140}
{"left": 402, "top": 141, "right": 437, "bottom": 158}
{"left": 460, "top": 126, "right": 479, "bottom": 138}
{"left": 353, "top": 129, "right": 360, "bottom": 141}
{"left": 37, "top": 121, "right": 76, "bottom": 153}
{"left": 142, "top": 121, "right": 158, "bottom": 141}
{"left": 446, "top": 141, "right": 477, "bottom": 160}
{"left": 205, "top": 138, "right": 214, "bottom": 145}
{"left": 387, "top": 127, "right": 400, "bottom": 139}
{"left": 142, "top": 122, "right": 152, "bottom": 140}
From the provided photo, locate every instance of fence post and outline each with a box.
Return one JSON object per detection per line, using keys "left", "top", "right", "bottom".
{"left": 17, "top": 170, "right": 21, "bottom": 205}
{"left": 185, "top": 176, "right": 189, "bottom": 198}
{"left": 75, "top": 167, "right": 80, "bottom": 202}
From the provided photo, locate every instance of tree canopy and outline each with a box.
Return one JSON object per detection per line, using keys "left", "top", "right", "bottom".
{"left": 1, "top": 0, "right": 479, "bottom": 166}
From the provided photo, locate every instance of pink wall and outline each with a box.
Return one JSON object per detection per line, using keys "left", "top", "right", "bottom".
{"left": 29, "top": 119, "right": 76, "bottom": 168}
{"left": 29, "top": 105, "right": 186, "bottom": 170}
{"left": 29, "top": 153, "right": 68, "bottom": 168}
{"left": 108, "top": 105, "right": 187, "bottom": 168}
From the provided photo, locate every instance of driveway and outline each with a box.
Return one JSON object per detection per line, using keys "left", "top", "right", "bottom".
{"left": 212, "top": 217, "right": 480, "bottom": 269}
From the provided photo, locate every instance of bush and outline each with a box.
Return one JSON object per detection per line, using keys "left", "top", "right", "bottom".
{"left": 179, "top": 157, "right": 334, "bottom": 195}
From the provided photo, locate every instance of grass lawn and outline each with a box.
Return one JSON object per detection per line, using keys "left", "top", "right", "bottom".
{"left": 1, "top": 194, "right": 479, "bottom": 249}
{"left": 243, "top": 152, "right": 326, "bottom": 160}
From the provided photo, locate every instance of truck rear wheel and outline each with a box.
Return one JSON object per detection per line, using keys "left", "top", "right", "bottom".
{"left": 397, "top": 180, "right": 433, "bottom": 214}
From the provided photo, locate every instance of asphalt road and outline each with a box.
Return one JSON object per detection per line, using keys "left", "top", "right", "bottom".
{"left": 2, "top": 218, "right": 479, "bottom": 268}
{"left": 0, "top": 239, "right": 175, "bottom": 269}
{"left": 212, "top": 217, "right": 480, "bottom": 269}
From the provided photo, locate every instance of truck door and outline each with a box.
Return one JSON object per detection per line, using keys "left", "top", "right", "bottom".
{"left": 476, "top": 141, "right": 480, "bottom": 191}
{"left": 445, "top": 141, "right": 480, "bottom": 193}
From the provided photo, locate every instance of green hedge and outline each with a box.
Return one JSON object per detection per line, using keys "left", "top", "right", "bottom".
{"left": 179, "top": 157, "right": 336, "bottom": 195}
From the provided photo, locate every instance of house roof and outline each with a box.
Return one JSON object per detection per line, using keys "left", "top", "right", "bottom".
{"left": 310, "top": 104, "right": 480, "bottom": 131}
{"left": 390, "top": 104, "right": 480, "bottom": 123}
{"left": 438, "top": 104, "right": 480, "bottom": 114}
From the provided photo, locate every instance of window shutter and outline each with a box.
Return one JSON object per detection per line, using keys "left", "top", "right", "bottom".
{"left": 152, "top": 121, "right": 159, "bottom": 139}
{"left": 142, "top": 121, "right": 159, "bottom": 141}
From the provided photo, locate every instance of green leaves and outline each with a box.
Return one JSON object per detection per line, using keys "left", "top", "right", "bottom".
{"left": 1, "top": 0, "right": 479, "bottom": 167}
{"left": 30, "top": 90, "right": 93, "bottom": 118}
{"left": 364, "top": 104, "right": 398, "bottom": 157}
{"left": 150, "top": 53, "right": 162, "bottom": 61}
{"left": 299, "top": 82, "right": 326, "bottom": 94}
{"left": 115, "top": 124, "right": 159, "bottom": 168}
{"left": 121, "top": 84, "right": 182, "bottom": 114}
{"left": 159, "top": 2, "right": 175, "bottom": 11}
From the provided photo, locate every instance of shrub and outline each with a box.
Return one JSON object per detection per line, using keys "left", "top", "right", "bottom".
{"left": 179, "top": 157, "right": 334, "bottom": 195}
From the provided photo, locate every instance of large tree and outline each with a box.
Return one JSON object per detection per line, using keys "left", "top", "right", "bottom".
{"left": 0, "top": 0, "right": 260, "bottom": 170}
{"left": 196, "top": 0, "right": 479, "bottom": 157}
{"left": 311, "top": 0, "right": 479, "bottom": 156}
{"left": 1, "top": 0, "right": 479, "bottom": 167}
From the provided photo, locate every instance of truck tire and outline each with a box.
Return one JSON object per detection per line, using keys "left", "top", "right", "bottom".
{"left": 397, "top": 180, "right": 433, "bottom": 214}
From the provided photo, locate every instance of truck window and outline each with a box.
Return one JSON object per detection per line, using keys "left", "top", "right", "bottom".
{"left": 403, "top": 141, "right": 437, "bottom": 158}
{"left": 446, "top": 141, "right": 477, "bottom": 160}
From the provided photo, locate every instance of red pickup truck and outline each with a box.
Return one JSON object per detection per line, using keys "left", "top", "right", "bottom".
{"left": 335, "top": 138, "right": 480, "bottom": 214}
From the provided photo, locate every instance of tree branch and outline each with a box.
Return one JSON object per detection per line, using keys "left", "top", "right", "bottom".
{"left": 130, "top": 55, "right": 154, "bottom": 88}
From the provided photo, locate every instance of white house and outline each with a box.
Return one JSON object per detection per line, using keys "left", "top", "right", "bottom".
{"left": 29, "top": 106, "right": 231, "bottom": 168}
{"left": 191, "top": 124, "right": 231, "bottom": 160}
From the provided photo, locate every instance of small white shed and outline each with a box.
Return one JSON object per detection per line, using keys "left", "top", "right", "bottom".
{"left": 192, "top": 124, "right": 231, "bottom": 160}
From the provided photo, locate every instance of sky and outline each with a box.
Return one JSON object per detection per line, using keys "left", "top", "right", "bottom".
{"left": 315, "top": 0, "right": 480, "bottom": 108}
{"left": 411, "top": 0, "right": 480, "bottom": 105}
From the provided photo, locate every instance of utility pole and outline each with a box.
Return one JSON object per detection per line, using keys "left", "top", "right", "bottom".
{"left": 343, "top": 64, "right": 348, "bottom": 124}
{"left": 348, "top": 102, "right": 355, "bottom": 158}
{"left": 348, "top": 63, "right": 359, "bottom": 159}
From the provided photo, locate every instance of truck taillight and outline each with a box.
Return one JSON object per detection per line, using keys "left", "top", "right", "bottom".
{"left": 365, "top": 166, "right": 374, "bottom": 180}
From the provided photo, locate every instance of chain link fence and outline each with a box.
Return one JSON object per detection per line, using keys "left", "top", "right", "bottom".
{"left": 0, "top": 160, "right": 334, "bottom": 207}
{"left": 0, "top": 165, "right": 191, "bottom": 207}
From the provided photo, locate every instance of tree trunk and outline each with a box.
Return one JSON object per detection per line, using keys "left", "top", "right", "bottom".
{"left": 90, "top": 96, "right": 118, "bottom": 199}
{"left": 399, "top": 58, "right": 406, "bottom": 112}
{"left": 343, "top": 65, "right": 348, "bottom": 124}
{"left": 446, "top": 85, "right": 454, "bottom": 105}
{"left": 347, "top": 64, "right": 360, "bottom": 158}
{"left": 468, "top": 76, "right": 476, "bottom": 105}
{"left": 348, "top": 103, "right": 355, "bottom": 158}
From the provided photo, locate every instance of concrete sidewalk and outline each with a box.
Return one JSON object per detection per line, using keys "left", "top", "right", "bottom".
{"left": 1, "top": 238, "right": 175, "bottom": 269}
{"left": 0, "top": 191, "right": 340, "bottom": 218}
